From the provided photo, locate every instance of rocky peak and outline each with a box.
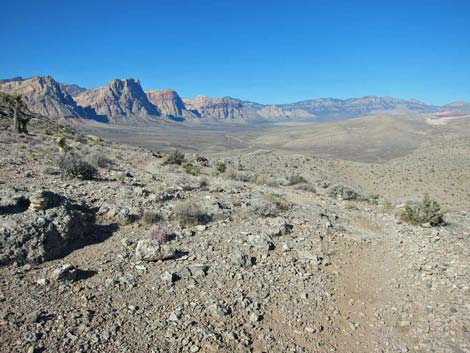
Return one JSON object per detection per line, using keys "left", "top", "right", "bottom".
{"left": 184, "top": 96, "right": 254, "bottom": 120}
{"left": 0, "top": 75, "right": 83, "bottom": 118}
{"left": 74, "top": 78, "right": 160, "bottom": 119}
{"left": 146, "top": 89, "right": 186, "bottom": 118}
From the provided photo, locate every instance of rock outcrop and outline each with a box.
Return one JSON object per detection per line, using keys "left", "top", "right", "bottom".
{"left": 183, "top": 96, "right": 262, "bottom": 120}
{"left": 146, "top": 89, "right": 186, "bottom": 118}
{"left": 0, "top": 191, "right": 95, "bottom": 265}
{"left": 74, "top": 78, "right": 160, "bottom": 120}
{"left": 0, "top": 76, "right": 85, "bottom": 118}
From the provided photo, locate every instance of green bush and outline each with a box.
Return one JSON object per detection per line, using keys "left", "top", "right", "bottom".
{"left": 58, "top": 155, "right": 97, "bottom": 180}
{"left": 183, "top": 163, "right": 201, "bottom": 176}
{"left": 164, "top": 150, "right": 185, "bottom": 165}
{"left": 399, "top": 194, "right": 445, "bottom": 226}
{"left": 216, "top": 161, "right": 226, "bottom": 173}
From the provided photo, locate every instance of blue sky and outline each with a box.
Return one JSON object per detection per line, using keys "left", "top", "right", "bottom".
{"left": 0, "top": 0, "right": 469, "bottom": 105}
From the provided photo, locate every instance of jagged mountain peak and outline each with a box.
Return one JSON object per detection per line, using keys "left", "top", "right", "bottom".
{"left": 0, "top": 75, "right": 83, "bottom": 118}
{"left": 146, "top": 89, "right": 186, "bottom": 118}
{"left": 74, "top": 78, "right": 160, "bottom": 120}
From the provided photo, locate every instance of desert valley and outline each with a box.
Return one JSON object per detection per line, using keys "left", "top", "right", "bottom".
{"left": 0, "top": 73, "right": 468, "bottom": 353}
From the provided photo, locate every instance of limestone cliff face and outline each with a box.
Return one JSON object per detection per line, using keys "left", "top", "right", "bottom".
{"left": 0, "top": 76, "right": 84, "bottom": 118}
{"left": 75, "top": 79, "right": 160, "bottom": 119}
{"left": 183, "top": 96, "right": 261, "bottom": 120}
{"left": 146, "top": 89, "right": 186, "bottom": 118}
{"left": 280, "top": 96, "right": 439, "bottom": 119}
{"left": 257, "top": 105, "right": 314, "bottom": 119}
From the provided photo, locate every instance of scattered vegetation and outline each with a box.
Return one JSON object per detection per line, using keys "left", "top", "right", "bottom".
{"left": 164, "top": 150, "right": 185, "bottom": 165}
{"left": 141, "top": 211, "right": 161, "bottom": 225}
{"left": 116, "top": 173, "right": 125, "bottom": 183}
{"left": 0, "top": 93, "right": 35, "bottom": 134}
{"left": 174, "top": 201, "right": 211, "bottom": 226}
{"left": 294, "top": 183, "right": 316, "bottom": 193}
{"left": 399, "top": 194, "right": 445, "bottom": 226}
{"left": 256, "top": 174, "right": 269, "bottom": 185}
{"left": 288, "top": 174, "right": 308, "bottom": 185}
{"left": 55, "top": 136, "right": 68, "bottom": 154}
{"left": 216, "top": 161, "right": 226, "bottom": 173}
{"left": 58, "top": 155, "right": 97, "bottom": 180}
{"left": 182, "top": 162, "right": 201, "bottom": 176}
{"left": 251, "top": 194, "right": 289, "bottom": 217}
{"left": 383, "top": 200, "right": 393, "bottom": 211}
{"left": 86, "top": 153, "right": 113, "bottom": 169}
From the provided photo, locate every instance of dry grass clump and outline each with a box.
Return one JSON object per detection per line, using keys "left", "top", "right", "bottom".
{"left": 294, "top": 183, "right": 316, "bottom": 193}
{"left": 174, "top": 200, "right": 211, "bottom": 226}
{"left": 288, "top": 174, "right": 308, "bottom": 185}
{"left": 86, "top": 153, "right": 113, "bottom": 169}
{"left": 399, "top": 194, "right": 445, "bottom": 226}
{"left": 141, "top": 211, "right": 161, "bottom": 225}
{"left": 251, "top": 194, "right": 289, "bottom": 217}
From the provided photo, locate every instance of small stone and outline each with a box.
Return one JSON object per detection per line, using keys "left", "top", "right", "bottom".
{"left": 160, "top": 271, "right": 180, "bottom": 283}
{"left": 50, "top": 264, "right": 77, "bottom": 282}
{"left": 37, "top": 278, "right": 48, "bottom": 286}
{"left": 23, "top": 331, "right": 38, "bottom": 343}
{"left": 208, "top": 303, "right": 231, "bottom": 317}
{"left": 169, "top": 308, "right": 182, "bottom": 322}
{"left": 249, "top": 312, "right": 262, "bottom": 323}
{"left": 190, "top": 345, "right": 200, "bottom": 353}
{"left": 135, "top": 239, "right": 176, "bottom": 261}
{"left": 399, "top": 320, "right": 411, "bottom": 327}
{"left": 195, "top": 225, "right": 206, "bottom": 232}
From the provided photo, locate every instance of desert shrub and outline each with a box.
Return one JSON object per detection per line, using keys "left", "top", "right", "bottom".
{"left": 294, "top": 183, "right": 316, "bottom": 193}
{"left": 226, "top": 168, "right": 237, "bottom": 179}
{"left": 116, "top": 173, "right": 125, "bottom": 183}
{"left": 288, "top": 174, "right": 308, "bottom": 185}
{"left": 174, "top": 201, "right": 211, "bottom": 226}
{"left": 267, "top": 177, "right": 288, "bottom": 187}
{"left": 196, "top": 156, "right": 209, "bottom": 167}
{"left": 329, "top": 185, "right": 364, "bottom": 201}
{"left": 251, "top": 194, "right": 289, "bottom": 217}
{"left": 257, "top": 174, "right": 269, "bottom": 185}
{"left": 383, "top": 200, "right": 393, "bottom": 211}
{"left": 141, "top": 211, "right": 161, "bottom": 225}
{"left": 86, "top": 153, "right": 113, "bottom": 169}
{"left": 399, "top": 194, "right": 445, "bottom": 226}
{"left": 164, "top": 150, "right": 185, "bottom": 165}
{"left": 265, "top": 194, "right": 289, "bottom": 211}
{"left": 147, "top": 225, "right": 172, "bottom": 243}
{"left": 182, "top": 163, "right": 201, "bottom": 176}
{"left": 58, "top": 155, "right": 97, "bottom": 180}
{"left": 216, "top": 161, "right": 226, "bottom": 173}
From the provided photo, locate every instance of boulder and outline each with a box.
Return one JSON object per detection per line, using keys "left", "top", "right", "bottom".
{"left": 0, "top": 192, "right": 94, "bottom": 265}
{"left": 135, "top": 239, "right": 176, "bottom": 261}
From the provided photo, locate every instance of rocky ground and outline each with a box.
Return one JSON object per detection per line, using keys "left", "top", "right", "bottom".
{"left": 0, "top": 117, "right": 469, "bottom": 353}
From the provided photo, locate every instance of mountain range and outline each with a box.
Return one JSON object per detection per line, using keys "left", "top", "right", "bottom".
{"left": 0, "top": 75, "right": 467, "bottom": 124}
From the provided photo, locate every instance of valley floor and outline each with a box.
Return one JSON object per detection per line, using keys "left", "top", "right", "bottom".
{"left": 0, "top": 117, "right": 469, "bottom": 352}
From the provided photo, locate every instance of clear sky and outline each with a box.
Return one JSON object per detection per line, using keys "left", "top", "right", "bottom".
{"left": 0, "top": 0, "right": 469, "bottom": 105}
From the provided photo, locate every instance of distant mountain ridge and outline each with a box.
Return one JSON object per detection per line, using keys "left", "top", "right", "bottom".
{"left": 0, "top": 75, "right": 467, "bottom": 124}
